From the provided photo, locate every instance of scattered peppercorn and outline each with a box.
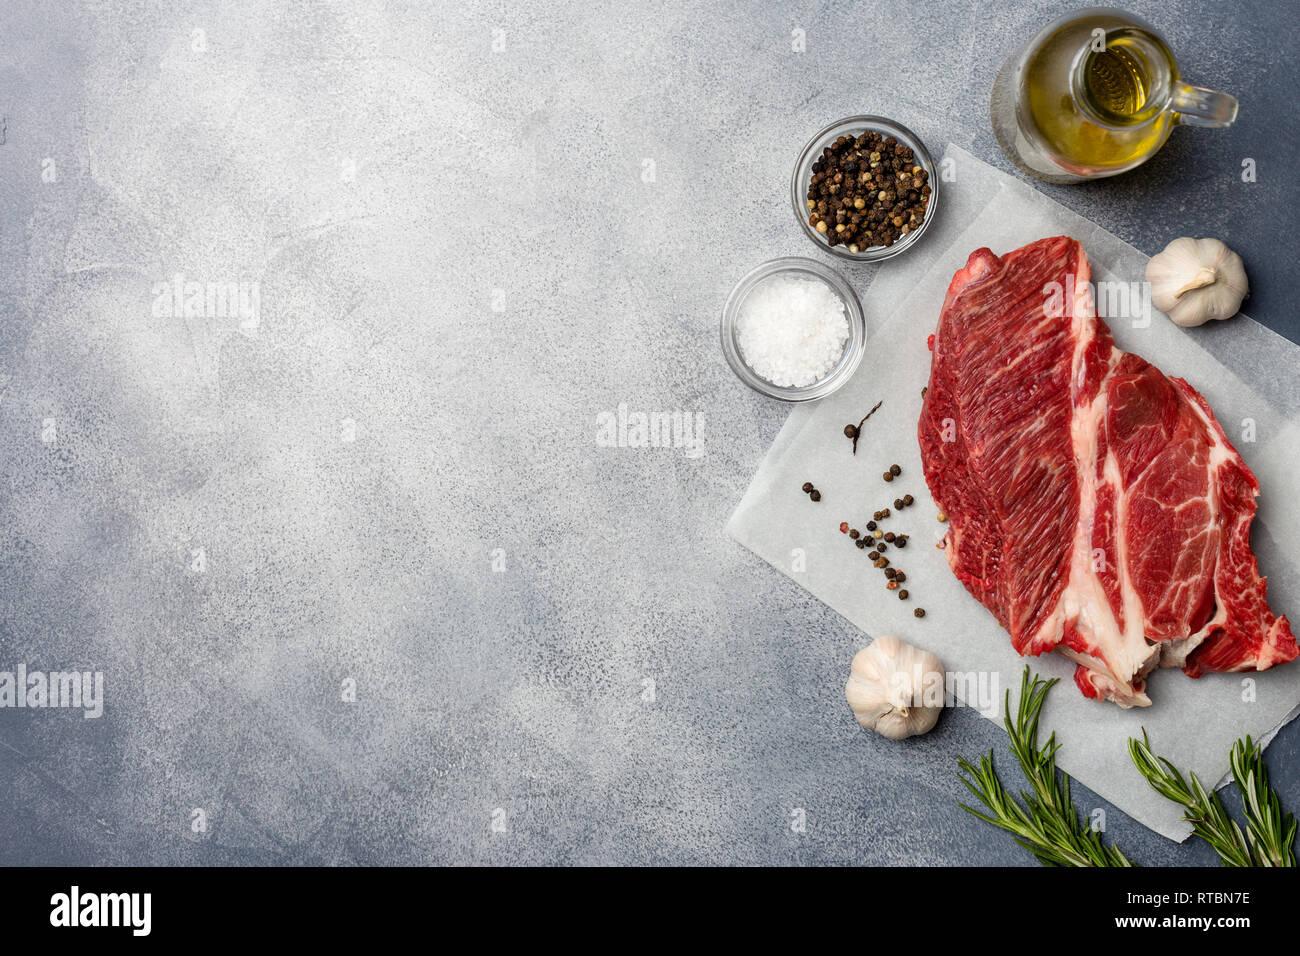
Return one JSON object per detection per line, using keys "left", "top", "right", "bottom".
{"left": 883, "top": 471, "right": 894, "bottom": 482}
{"left": 894, "top": 498, "right": 904, "bottom": 510}
{"left": 872, "top": 511, "right": 882, "bottom": 521}
{"left": 895, "top": 571, "right": 906, "bottom": 583}
{"left": 884, "top": 532, "right": 895, "bottom": 542}
{"left": 855, "top": 538, "right": 867, "bottom": 549}
{"left": 849, "top": 528, "right": 860, "bottom": 539}
{"left": 840, "top": 522, "right": 849, "bottom": 533}
{"left": 846, "top": 400, "right": 883, "bottom": 454}
{"left": 937, "top": 510, "right": 947, "bottom": 522}
{"left": 810, "top": 490, "right": 821, "bottom": 501}
{"left": 898, "top": 589, "right": 909, "bottom": 600}
{"left": 890, "top": 464, "right": 902, "bottom": 476}
{"left": 802, "top": 482, "right": 814, "bottom": 493}
{"left": 806, "top": 130, "right": 930, "bottom": 250}
{"left": 877, "top": 541, "right": 887, "bottom": 552}
{"left": 866, "top": 520, "right": 877, "bottom": 531}
{"left": 872, "top": 529, "right": 883, "bottom": 539}
{"left": 914, "top": 608, "right": 926, "bottom": 618}
{"left": 894, "top": 537, "right": 906, "bottom": 548}
{"left": 880, "top": 509, "right": 890, "bottom": 518}
{"left": 903, "top": 494, "right": 914, "bottom": 506}
{"left": 886, "top": 581, "right": 898, "bottom": 590}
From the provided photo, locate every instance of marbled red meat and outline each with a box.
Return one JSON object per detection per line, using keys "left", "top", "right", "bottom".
{"left": 918, "top": 236, "right": 1297, "bottom": 706}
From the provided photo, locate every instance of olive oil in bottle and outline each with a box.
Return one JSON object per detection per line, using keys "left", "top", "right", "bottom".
{"left": 990, "top": 9, "right": 1238, "bottom": 182}
{"left": 1085, "top": 41, "right": 1149, "bottom": 117}
{"left": 1022, "top": 16, "right": 1175, "bottom": 172}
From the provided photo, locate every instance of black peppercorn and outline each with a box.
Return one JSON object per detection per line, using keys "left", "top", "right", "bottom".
{"left": 806, "top": 128, "right": 930, "bottom": 251}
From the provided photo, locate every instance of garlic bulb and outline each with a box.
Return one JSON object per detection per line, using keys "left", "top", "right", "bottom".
{"left": 845, "top": 635, "right": 944, "bottom": 740}
{"left": 1146, "top": 237, "right": 1248, "bottom": 327}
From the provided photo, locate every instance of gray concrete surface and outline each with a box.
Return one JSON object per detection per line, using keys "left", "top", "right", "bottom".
{"left": 0, "top": 0, "right": 1295, "bottom": 866}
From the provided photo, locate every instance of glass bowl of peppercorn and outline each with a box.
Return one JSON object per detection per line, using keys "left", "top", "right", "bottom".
{"left": 792, "top": 116, "right": 938, "bottom": 262}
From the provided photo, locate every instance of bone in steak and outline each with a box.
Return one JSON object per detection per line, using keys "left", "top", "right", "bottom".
{"left": 918, "top": 236, "right": 1297, "bottom": 707}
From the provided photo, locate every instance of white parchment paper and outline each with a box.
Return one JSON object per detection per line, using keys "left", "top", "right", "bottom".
{"left": 726, "top": 145, "right": 1300, "bottom": 841}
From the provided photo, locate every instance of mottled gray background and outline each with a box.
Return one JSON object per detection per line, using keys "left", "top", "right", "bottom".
{"left": 0, "top": 0, "right": 1295, "bottom": 866}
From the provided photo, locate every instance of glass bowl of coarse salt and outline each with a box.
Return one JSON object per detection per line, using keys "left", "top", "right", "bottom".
{"left": 720, "top": 257, "right": 866, "bottom": 401}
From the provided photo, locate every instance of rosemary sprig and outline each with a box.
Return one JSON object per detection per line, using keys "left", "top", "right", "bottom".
{"left": 1128, "top": 731, "right": 1298, "bottom": 867}
{"left": 1229, "top": 736, "right": 1297, "bottom": 867}
{"left": 1128, "top": 731, "right": 1252, "bottom": 866}
{"left": 1130, "top": 731, "right": 1299, "bottom": 867}
{"left": 957, "top": 667, "right": 1133, "bottom": 866}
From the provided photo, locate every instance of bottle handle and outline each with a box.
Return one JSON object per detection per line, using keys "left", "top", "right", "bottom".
{"left": 1170, "top": 83, "right": 1238, "bottom": 127}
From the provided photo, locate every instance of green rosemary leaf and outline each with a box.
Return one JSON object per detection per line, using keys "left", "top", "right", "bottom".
{"left": 1128, "top": 730, "right": 1255, "bottom": 867}
{"left": 1228, "top": 736, "right": 1296, "bottom": 867}
{"left": 955, "top": 666, "right": 1133, "bottom": 867}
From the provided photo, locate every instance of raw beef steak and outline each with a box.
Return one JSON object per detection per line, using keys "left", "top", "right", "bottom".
{"left": 918, "top": 236, "right": 1296, "bottom": 706}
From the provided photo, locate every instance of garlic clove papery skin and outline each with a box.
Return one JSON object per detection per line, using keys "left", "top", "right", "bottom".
{"left": 1146, "top": 237, "right": 1248, "bottom": 327}
{"left": 845, "top": 635, "right": 944, "bottom": 740}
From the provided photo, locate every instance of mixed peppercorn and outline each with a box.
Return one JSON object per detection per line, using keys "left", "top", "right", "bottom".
{"left": 804, "top": 407, "right": 958, "bottom": 619}
{"left": 843, "top": 400, "right": 882, "bottom": 454}
{"left": 806, "top": 129, "right": 932, "bottom": 252}
{"left": 829, "top": 460, "right": 927, "bottom": 618}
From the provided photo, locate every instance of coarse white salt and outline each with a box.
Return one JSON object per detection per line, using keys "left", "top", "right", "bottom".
{"left": 735, "top": 275, "right": 849, "bottom": 387}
